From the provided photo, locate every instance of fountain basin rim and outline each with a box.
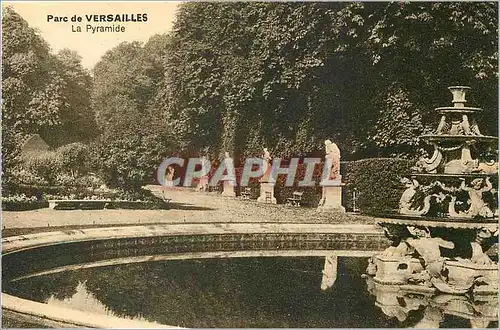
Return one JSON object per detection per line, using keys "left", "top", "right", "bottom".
{"left": 371, "top": 216, "right": 498, "bottom": 230}
{"left": 448, "top": 85, "right": 472, "bottom": 90}
{"left": 10, "top": 249, "right": 376, "bottom": 282}
{"left": 2, "top": 222, "right": 384, "bottom": 328}
{"left": 404, "top": 173, "right": 498, "bottom": 179}
{"left": 2, "top": 294, "right": 178, "bottom": 329}
{"left": 435, "top": 106, "right": 483, "bottom": 113}
{"left": 1, "top": 222, "right": 383, "bottom": 254}
{"left": 446, "top": 309, "right": 498, "bottom": 321}
{"left": 371, "top": 279, "right": 436, "bottom": 292}
{"left": 420, "top": 134, "right": 498, "bottom": 142}
{"left": 446, "top": 260, "right": 498, "bottom": 271}
{"left": 370, "top": 212, "right": 498, "bottom": 222}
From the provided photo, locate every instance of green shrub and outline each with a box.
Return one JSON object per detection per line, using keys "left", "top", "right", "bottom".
{"left": 88, "top": 133, "right": 172, "bottom": 191}
{"left": 21, "top": 152, "right": 64, "bottom": 185}
{"left": 1, "top": 194, "right": 49, "bottom": 211}
{"left": 53, "top": 173, "right": 77, "bottom": 186}
{"left": 75, "top": 174, "right": 106, "bottom": 189}
{"left": 15, "top": 143, "right": 91, "bottom": 187}
{"left": 55, "top": 142, "right": 89, "bottom": 176}
{"left": 9, "top": 168, "right": 49, "bottom": 186}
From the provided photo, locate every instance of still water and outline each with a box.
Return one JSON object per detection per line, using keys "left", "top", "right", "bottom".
{"left": 3, "top": 257, "right": 498, "bottom": 328}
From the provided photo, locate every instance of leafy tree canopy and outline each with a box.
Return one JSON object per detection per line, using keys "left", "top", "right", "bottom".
{"left": 163, "top": 2, "right": 498, "bottom": 161}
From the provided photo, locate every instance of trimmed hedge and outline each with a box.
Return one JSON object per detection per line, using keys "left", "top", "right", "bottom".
{"left": 3, "top": 184, "right": 168, "bottom": 211}
{"left": 1, "top": 195, "right": 49, "bottom": 211}
{"left": 2, "top": 200, "right": 49, "bottom": 211}
{"left": 342, "top": 158, "right": 414, "bottom": 213}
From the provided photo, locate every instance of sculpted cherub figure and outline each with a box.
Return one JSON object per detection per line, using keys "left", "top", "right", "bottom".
{"left": 460, "top": 177, "right": 493, "bottom": 218}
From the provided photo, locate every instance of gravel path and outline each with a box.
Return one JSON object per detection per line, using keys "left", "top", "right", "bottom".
{"left": 2, "top": 186, "right": 378, "bottom": 232}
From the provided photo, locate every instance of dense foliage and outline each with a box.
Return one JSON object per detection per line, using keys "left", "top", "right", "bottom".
{"left": 2, "top": 7, "right": 97, "bottom": 186}
{"left": 229, "top": 158, "right": 413, "bottom": 212}
{"left": 89, "top": 35, "right": 176, "bottom": 190}
{"left": 2, "top": 3, "right": 498, "bottom": 203}
{"left": 164, "top": 2, "right": 498, "bottom": 161}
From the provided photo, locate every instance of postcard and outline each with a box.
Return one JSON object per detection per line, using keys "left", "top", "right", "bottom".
{"left": 2, "top": 1, "right": 498, "bottom": 328}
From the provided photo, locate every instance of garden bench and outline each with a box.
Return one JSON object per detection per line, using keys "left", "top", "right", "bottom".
{"left": 240, "top": 187, "right": 252, "bottom": 199}
{"left": 286, "top": 191, "right": 304, "bottom": 207}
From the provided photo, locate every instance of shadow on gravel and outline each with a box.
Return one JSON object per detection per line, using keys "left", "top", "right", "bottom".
{"left": 167, "top": 202, "right": 215, "bottom": 211}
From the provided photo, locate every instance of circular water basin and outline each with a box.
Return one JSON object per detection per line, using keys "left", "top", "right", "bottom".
{"left": 2, "top": 224, "right": 497, "bottom": 328}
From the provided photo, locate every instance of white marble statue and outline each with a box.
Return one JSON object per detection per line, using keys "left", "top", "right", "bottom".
{"left": 197, "top": 155, "right": 209, "bottom": 192}
{"left": 224, "top": 151, "right": 233, "bottom": 169}
{"left": 261, "top": 148, "right": 272, "bottom": 182}
{"left": 221, "top": 151, "right": 236, "bottom": 197}
{"left": 324, "top": 140, "right": 341, "bottom": 180}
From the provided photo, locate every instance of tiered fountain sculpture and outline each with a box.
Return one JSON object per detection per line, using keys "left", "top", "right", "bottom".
{"left": 365, "top": 86, "right": 498, "bottom": 297}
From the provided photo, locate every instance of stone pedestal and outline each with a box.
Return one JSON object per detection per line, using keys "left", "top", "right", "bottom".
{"left": 221, "top": 180, "right": 236, "bottom": 197}
{"left": 317, "top": 180, "right": 345, "bottom": 212}
{"left": 373, "top": 255, "right": 423, "bottom": 284}
{"left": 196, "top": 176, "right": 209, "bottom": 192}
{"left": 257, "top": 182, "right": 276, "bottom": 204}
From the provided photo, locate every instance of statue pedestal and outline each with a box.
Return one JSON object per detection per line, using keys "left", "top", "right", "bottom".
{"left": 257, "top": 182, "right": 276, "bottom": 204}
{"left": 373, "top": 255, "right": 424, "bottom": 285}
{"left": 317, "top": 180, "right": 345, "bottom": 212}
{"left": 196, "top": 176, "right": 209, "bottom": 192}
{"left": 221, "top": 180, "right": 236, "bottom": 197}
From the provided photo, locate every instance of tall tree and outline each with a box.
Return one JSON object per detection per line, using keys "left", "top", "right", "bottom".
{"left": 162, "top": 2, "right": 498, "bottom": 160}
{"left": 45, "top": 49, "right": 97, "bottom": 145}
{"left": 2, "top": 6, "right": 58, "bottom": 162}
{"left": 2, "top": 7, "right": 96, "bottom": 185}
{"left": 361, "top": 2, "right": 498, "bottom": 155}
{"left": 90, "top": 35, "right": 177, "bottom": 189}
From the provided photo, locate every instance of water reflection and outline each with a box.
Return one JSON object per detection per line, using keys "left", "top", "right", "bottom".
{"left": 4, "top": 257, "right": 497, "bottom": 328}
{"left": 47, "top": 282, "right": 150, "bottom": 322}
{"left": 364, "top": 276, "right": 498, "bottom": 328}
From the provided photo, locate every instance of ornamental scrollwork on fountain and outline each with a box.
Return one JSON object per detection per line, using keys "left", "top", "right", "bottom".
{"left": 412, "top": 144, "right": 442, "bottom": 173}
{"left": 399, "top": 177, "right": 497, "bottom": 219}
{"left": 368, "top": 86, "right": 499, "bottom": 298}
{"left": 375, "top": 223, "right": 498, "bottom": 294}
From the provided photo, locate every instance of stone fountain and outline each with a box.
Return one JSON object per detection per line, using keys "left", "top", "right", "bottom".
{"left": 365, "top": 86, "right": 499, "bottom": 297}
{"left": 363, "top": 275, "right": 498, "bottom": 328}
